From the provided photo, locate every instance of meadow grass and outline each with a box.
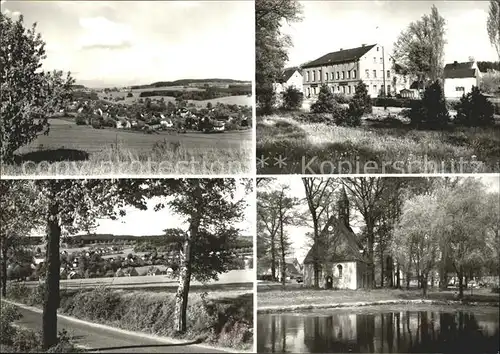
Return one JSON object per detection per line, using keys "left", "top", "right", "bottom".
{"left": 256, "top": 114, "right": 500, "bottom": 174}
{"left": 6, "top": 283, "right": 253, "bottom": 351}
{"left": 257, "top": 286, "right": 500, "bottom": 310}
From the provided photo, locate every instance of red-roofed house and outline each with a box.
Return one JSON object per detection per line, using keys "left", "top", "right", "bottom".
{"left": 443, "top": 61, "right": 481, "bottom": 98}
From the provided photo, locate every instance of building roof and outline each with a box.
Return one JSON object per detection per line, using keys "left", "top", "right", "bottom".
{"left": 444, "top": 61, "right": 477, "bottom": 79}
{"left": 302, "top": 44, "right": 377, "bottom": 69}
{"left": 282, "top": 67, "right": 301, "bottom": 82}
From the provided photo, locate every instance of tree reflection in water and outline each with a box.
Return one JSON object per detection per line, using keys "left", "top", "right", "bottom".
{"left": 257, "top": 308, "right": 500, "bottom": 353}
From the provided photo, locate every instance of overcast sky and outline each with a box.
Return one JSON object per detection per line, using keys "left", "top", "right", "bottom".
{"left": 2, "top": 0, "right": 254, "bottom": 87}
{"left": 261, "top": 176, "right": 500, "bottom": 264}
{"left": 284, "top": 0, "right": 498, "bottom": 67}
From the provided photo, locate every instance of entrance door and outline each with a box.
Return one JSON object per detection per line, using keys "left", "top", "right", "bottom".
{"left": 325, "top": 275, "right": 333, "bottom": 289}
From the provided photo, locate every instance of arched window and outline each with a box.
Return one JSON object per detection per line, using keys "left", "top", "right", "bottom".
{"left": 337, "top": 264, "right": 343, "bottom": 278}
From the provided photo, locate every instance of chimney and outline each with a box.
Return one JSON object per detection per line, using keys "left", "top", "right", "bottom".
{"left": 362, "top": 44, "right": 366, "bottom": 47}
{"left": 340, "top": 48, "right": 343, "bottom": 51}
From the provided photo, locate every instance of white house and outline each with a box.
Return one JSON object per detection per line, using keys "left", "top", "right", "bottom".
{"left": 444, "top": 61, "right": 481, "bottom": 99}
{"left": 116, "top": 117, "right": 131, "bottom": 129}
{"left": 273, "top": 67, "right": 304, "bottom": 95}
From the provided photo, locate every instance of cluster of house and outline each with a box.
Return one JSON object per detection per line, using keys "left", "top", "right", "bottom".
{"left": 274, "top": 43, "right": 483, "bottom": 107}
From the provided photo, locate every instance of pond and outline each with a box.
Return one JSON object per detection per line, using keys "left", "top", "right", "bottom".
{"left": 257, "top": 305, "right": 499, "bottom": 353}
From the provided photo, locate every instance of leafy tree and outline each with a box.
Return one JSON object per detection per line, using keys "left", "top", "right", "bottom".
{"left": 1, "top": 13, "right": 74, "bottom": 163}
{"left": 339, "top": 81, "right": 371, "bottom": 127}
{"left": 455, "top": 86, "right": 495, "bottom": 127}
{"left": 410, "top": 80, "right": 449, "bottom": 128}
{"left": 206, "top": 102, "right": 213, "bottom": 110}
{"left": 487, "top": 0, "right": 500, "bottom": 60}
{"left": 392, "top": 5, "right": 446, "bottom": 85}
{"left": 479, "top": 69, "right": 500, "bottom": 94}
{"left": 127, "top": 92, "right": 133, "bottom": 98}
{"left": 0, "top": 180, "right": 42, "bottom": 296}
{"left": 256, "top": 0, "right": 302, "bottom": 112}
{"left": 310, "top": 85, "right": 336, "bottom": 113}
{"left": 281, "top": 86, "right": 303, "bottom": 111}
{"left": 140, "top": 179, "right": 250, "bottom": 332}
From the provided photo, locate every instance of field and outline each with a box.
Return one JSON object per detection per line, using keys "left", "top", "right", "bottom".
{"left": 256, "top": 114, "right": 500, "bottom": 174}
{"left": 4, "top": 118, "right": 252, "bottom": 176}
{"left": 100, "top": 88, "right": 252, "bottom": 107}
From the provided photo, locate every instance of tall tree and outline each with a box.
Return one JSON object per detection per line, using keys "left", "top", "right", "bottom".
{"left": 144, "top": 179, "right": 248, "bottom": 332}
{"left": 487, "top": 0, "right": 500, "bottom": 60}
{"left": 342, "top": 178, "right": 387, "bottom": 288}
{"left": 392, "top": 5, "right": 446, "bottom": 85}
{"left": 255, "top": 0, "right": 302, "bottom": 111}
{"left": 0, "top": 13, "right": 74, "bottom": 163}
{"left": 302, "top": 178, "right": 336, "bottom": 288}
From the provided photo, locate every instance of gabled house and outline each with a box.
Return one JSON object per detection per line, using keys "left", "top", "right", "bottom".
{"left": 273, "top": 67, "right": 304, "bottom": 95}
{"left": 443, "top": 61, "right": 481, "bottom": 99}
{"left": 303, "top": 188, "right": 372, "bottom": 289}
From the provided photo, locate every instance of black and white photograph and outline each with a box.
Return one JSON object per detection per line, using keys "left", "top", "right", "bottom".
{"left": 256, "top": 176, "right": 499, "bottom": 353}
{"left": 0, "top": 178, "right": 254, "bottom": 353}
{"left": 256, "top": 0, "right": 500, "bottom": 174}
{"left": 1, "top": 0, "right": 253, "bottom": 176}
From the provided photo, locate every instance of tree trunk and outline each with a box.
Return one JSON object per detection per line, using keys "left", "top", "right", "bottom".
{"left": 396, "top": 262, "right": 401, "bottom": 289}
{"left": 174, "top": 218, "right": 198, "bottom": 333}
{"left": 458, "top": 269, "right": 464, "bottom": 299}
{"left": 270, "top": 235, "right": 276, "bottom": 281}
{"left": 380, "top": 253, "right": 384, "bottom": 288}
{"left": 279, "top": 219, "right": 286, "bottom": 287}
{"left": 312, "top": 219, "right": 320, "bottom": 289}
{"left": 406, "top": 272, "right": 411, "bottom": 290}
{"left": 366, "top": 220, "right": 375, "bottom": 288}
{"left": 1, "top": 245, "right": 8, "bottom": 298}
{"left": 43, "top": 202, "right": 61, "bottom": 350}
{"left": 422, "top": 272, "right": 428, "bottom": 297}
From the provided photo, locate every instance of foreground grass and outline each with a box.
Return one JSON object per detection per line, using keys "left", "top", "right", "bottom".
{"left": 256, "top": 114, "right": 500, "bottom": 174}
{"left": 7, "top": 284, "right": 253, "bottom": 351}
{"left": 2, "top": 139, "right": 252, "bottom": 176}
{"left": 257, "top": 286, "right": 500, "bottom": 310}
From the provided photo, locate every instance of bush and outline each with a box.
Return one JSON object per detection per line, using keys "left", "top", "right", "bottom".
{"left": 91, "top": 118, "right": 102, "bottom": 129}
{"left": 1, "top": 303, "right": 22, "bottom": 345}
{"left": 454, "top": 86, "right": 494, "bottom": 127}
{"left": 127, "top": 92, "right": 133, "bottom": 98}
{"left": 310, "top": 85, "right": 336, "bottom": 113}
{"left": 479, "top": 69, "right": 500, "bottom": 94}
{"left": 281, "top": 87, "right": 303, "bottom": 110}
{"left": 332, "top": 93, "right": 351, "bottom": 104}
{"left": 409, "top": 80, "right": 449, "bottom": 128}
{"left": 75, "top": 115, "right": 87, "bottom": 125}
{"left": 371, "top": 97, "right": 419, "bottom": 108}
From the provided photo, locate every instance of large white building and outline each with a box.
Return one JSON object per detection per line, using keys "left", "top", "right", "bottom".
{"left": 443, "top": 61, "right": 481, "bottom": 99}
{"left": 302, "top": 43, "right": 398, "bottom": 98}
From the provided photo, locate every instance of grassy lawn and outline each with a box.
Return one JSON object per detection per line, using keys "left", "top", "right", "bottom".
{"left": 256, "top": 113, "right": 500, "bottom": 174}
{"left": 257, "top": 286, "right": 500, "bottom": 309}
{"left": 2, "top": 121, "right": 252, "bottom": 175}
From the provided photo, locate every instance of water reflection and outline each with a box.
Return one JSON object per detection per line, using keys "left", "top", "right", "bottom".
{"left": 258, "top": 307, "right": 499, "bottom": 353}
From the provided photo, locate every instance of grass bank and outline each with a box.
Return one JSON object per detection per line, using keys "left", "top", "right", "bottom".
{"left": 7, "top": 284, "right": 253, "bottom": 351}
{"left": 256, "top": 114, "right": 500, "bottom": 174}
{"left": 0, "top": 302, "right": 81, "bottom": 353}
{"left": 257, "top": 287, "right": 500, "bottom": 313}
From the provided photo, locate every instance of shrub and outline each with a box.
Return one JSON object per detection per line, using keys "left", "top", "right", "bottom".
{"left": 1, "top": 303, "right": 22, "bottom": 345}
{"left": 281, "top": 87, "right": 303, "bottom": 110}
{"left": 256, "top": 83, "right": 277, "bottom": 114}
{"left": 91, "top": 118, "right": 102, "bottom": 129}
{"left": 332, "top": 93, "right": 351, "bottom": 104}
{"left": 454, "top": 86, "right": 494, "bottom": 127}
{"left": 12, "top": 328, "right": 42, "bottom": 353}
{"left": 409, "top": 80, "right": 449, "bottom": 128}
{"left": 127, "top": 92, "right": 133, "bottom": 98}
{"left": 75, "top": 115, "right": 87, "bottom": 125}
{"left": 311, "top": 85, "right": 336, "bottom": 113}
{"left": 7, "top": 282, "right": 30, "bottom": 303}
{"left": 479, "top": 69, "right": 500, "bottom": 94}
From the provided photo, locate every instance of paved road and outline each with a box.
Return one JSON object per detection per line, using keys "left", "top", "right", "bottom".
{"left": 12, "top": 304, "right": 228, "bottom": 353}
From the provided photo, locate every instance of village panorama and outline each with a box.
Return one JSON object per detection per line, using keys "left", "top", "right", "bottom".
{"left": 257, "top": 176, "right": 499, "bottom": 353}
{"left": 0, "top": 178, "right": 255, "bottom": 353}
{"left": 256, "top": 0, "right": 500, "bottom": 174}
{"left": 1, "top": 1, "right": 254, "bottom": 176}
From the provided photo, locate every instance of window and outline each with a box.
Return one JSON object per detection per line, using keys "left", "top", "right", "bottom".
{"left": 373, "top": 57, "right": 376, "bottom": 63}
{"left": 373, "top": 85, "right": 377, "bottom": 93}
{"left": 456, "top": 86, "right": 465, "bottom": 92}
{"left": 377, "top": 46, "right": 379, "bottom": 52}
{"left": 336, "top": 72, "right": 340, "bottom": 80}
{"left": 365, "top": 69, "right": 369, "bottom": 78}
{"left": 318, "top": 70, "right": 321, "bottom": 81}
{"left": 342, "top": 86, "right": 346, "bottom": 94}
{"left": 353, "top": 70, "right": 356, "bottom": 79}
{"left": 347, "top": 86, "right": 351, "bottom": 94}
{"left": 306, "top": 71, "right": 310, "bottom": 82}
{"left": 325, "top": 72, "right": 328, "bottom": 81}
{"left": 312, "top": 70, "right": 316, "bottom": 82}
{"left": 352, "top": 85, "right": 356, "bottom": 93}
{"left": 331, "top": 72, "right": 334, "bottom": 81}
{"left": 387, "top": 70, "right": 391, "bottom": 78}
{"left": 380, "top": 57, "right": 383, "bottom": 63}
{"left": 373, "top": 70, "right": 377, "bottom": 78}
{"left": 342, "top": 71, "right": 345, "bottom": 79}
{"left": 337, "top": 265, "right": 343, "bottom": 278}
{"left": 347, "top": 71, "right": 350, "bottom": 79}
{"left": 387, "top": 84, "right": 391, "bottom": 94}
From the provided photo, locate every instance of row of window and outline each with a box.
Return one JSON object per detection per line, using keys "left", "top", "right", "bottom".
{"left": 306, "top": 69, "right": 391, "bottom": 82}
{"left": 306, "top": 83, "right": 391, "bottom": 96}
